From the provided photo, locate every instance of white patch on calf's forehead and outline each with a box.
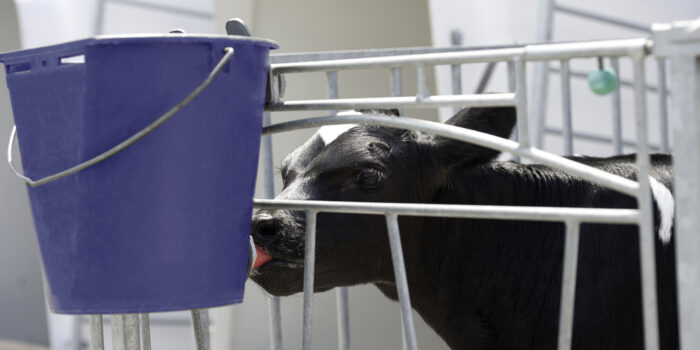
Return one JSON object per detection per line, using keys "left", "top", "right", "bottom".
{"left": 319, "top": 124, "right": 358, "bottom": 145}
{"left": 649, "top": 176, "right": 674, "bottom": 244}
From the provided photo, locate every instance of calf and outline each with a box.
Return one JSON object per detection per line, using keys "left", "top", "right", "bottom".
{"left": 249, "top": 107, "right": 678, "bottom": 349}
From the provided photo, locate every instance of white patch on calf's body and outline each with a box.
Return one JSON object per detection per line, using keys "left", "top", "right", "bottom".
{"left": 649, "top": 176, "right": 674, "bottom": 244}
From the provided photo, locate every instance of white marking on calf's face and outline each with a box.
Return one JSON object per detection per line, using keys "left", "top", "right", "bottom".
{"left": 649, "top": 176, "right": 674, "bottom": 244}
{"left": 318, "top": 124, "right": 358, "bottom": 145}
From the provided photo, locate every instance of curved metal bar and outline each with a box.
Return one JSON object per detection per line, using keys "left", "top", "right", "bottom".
{"left": 7, "top": 47, "right": 235, "bottom": 187}
{"left": 261, "top": 115, "right": 640, "bottom": 197}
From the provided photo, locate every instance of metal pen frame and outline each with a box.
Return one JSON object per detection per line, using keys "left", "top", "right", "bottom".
{"left": 254, "top": 32, "right": 692, "bottom": 350}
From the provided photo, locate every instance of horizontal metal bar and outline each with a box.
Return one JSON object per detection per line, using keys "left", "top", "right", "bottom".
{"left": 270, "top": 39, "right": 649, "bottom": 74}
{"left": 262, "top": 115, "right": 640, "bottom": 197}
{"left": 265, "top": 94, "right": 516, "bottom": 111}
{"left": 253, "top": 199, "right": 640, "bottom": 224}
{"left": 555, "top": 4, "right": 650, "bottom": 33}
{"left": 543, "top": 126, "right": 662, "bottom": 151}
{"left": 549, "top": 67, "right": 662, "bottom": 93}
{"left": 105, "top": 0, "right": 214, "bottom": 19}
{"left": 270, "top": 44, "right": 522, "bottom": 64}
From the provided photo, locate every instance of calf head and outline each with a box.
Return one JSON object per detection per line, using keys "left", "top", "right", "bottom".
{"left": 250, "top": 107, "right": 516, "bottom": 296}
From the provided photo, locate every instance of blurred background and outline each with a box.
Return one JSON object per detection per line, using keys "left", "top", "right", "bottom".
{"left": 0, "top": 0, "right": 698, "bottom": 349}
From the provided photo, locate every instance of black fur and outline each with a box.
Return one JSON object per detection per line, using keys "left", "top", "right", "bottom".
{"left": 250, "top": 107, "right": 678, "bottom": 349}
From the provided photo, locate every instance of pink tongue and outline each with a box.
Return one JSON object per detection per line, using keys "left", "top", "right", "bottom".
{"left": 253, "top": 246, "right": 273, "bottom": 269}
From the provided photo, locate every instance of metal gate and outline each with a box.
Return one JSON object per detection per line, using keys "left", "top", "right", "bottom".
{"left": 83, "top": 18, "right": 700, "bottom": 350}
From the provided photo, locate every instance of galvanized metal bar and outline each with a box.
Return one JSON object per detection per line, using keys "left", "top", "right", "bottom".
{"left": 416, "top": 64, "right": 430, "bottom": 100}
{"left": 269, "top": 44, "right": 520, "bottom": 64}
{"left": 507, "top": 61, "right": 520, "bottom": 162}
{"left": 531, "top": 0, "right": 553, "bottom": 148}
{"left": 549, "top": 66, "right": 663, "bottom": 93}
{"left": 544, "top": 127, "right": 662, "bottom": 152}
{"left": 385, "top": 214, "right": 418, "bottom": 350}
{"left": 268, "top": 298, "right": 283, "bottom": 350}
{"left": 656, "top": 59, "right": 670, "bottom": 152}
{"left": 112, "top": 314, "right": 140, "bottom": 350}
{"left": 390, "top": 67, "right": 402, "bottom": 97}
{"left": 140, "top": 314, "right": 151, "bottom": 350}
{"left": 632, "top": 55, "right": 659, "bottom": 350}
{"left": 262, "top": 115, "right": 640, "bottom": 197}
{"left": 514, "top": 56, "right": 531, "bottom": 149}
{"left": 266, "top": 93, "right": 516, "bottom": 111}
{"left": 94, "top": 0, "right": 105, "bottom": 35}
{"left": 270, "top": 39, "right": 649, "bottom": 74}
{"left": 554, "top": 4, "right": 651, "bottom": 33}
{"left": 611, "top": 57, "right": 624, "bottom": 155}
{"left": 302, "top": 210, "right": 318, "bottom": 350}
{"left": 327, "top": 71, "right": 339, "bottom": 115}
{"left": 560, "top": 60, "right": 574, "bottom": 155}
{"left": 557, "top": 220, "right": 582, "bottom": 350}
{"left": 451, "top": 29, "right": 464, "bottom": 103}
{"left": 191, "top": 309, "right": 210, "bottom": 350}
{"left": 475, "top": 62, "right": 496, "bottom": 94}
{"left": 336, "top": 287, "right": 350, "bottom": 350}
{"left": 90, "top": 315, "right": 104, "bottom": 350}
{"left": 326, "top": 69, "right": 351, "bottom": 350}
{"left": 390, "top": 67, "right": 403, "bottom": 116}
{"left": 261, "top": 110, "right": 284, "bottom": 350}
{"left": 666, "top": 53, "right": 700, "bottom": 350}
{"left": 254, "top": 199, "right": 639, "bottom": 225}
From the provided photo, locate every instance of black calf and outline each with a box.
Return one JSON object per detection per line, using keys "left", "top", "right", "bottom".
{"left": 250, "top": 107, "right": 678, "bottom": 349}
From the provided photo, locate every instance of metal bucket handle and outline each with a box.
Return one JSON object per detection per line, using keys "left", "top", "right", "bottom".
{"left": 6, "top": 46, "right": 235, "bottom": 187}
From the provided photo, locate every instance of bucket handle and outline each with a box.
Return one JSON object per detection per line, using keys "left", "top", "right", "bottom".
{"left": 7, "top": 47, "right": 235, "bottom": 187}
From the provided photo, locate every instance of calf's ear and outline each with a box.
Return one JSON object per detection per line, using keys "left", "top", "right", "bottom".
{"left": 432, "top": 106, "right": 516, "bottom": 167}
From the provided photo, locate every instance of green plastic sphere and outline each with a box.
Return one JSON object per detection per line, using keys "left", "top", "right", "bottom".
{"left": 588, "top": 68, "right": 618, "bottom": 96}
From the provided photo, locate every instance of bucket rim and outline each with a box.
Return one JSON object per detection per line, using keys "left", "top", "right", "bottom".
{"left": 0, "top": 33, "right": 278, "bottom": 63}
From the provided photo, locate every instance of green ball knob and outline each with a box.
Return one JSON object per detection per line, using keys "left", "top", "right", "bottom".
{"left": 588, "top": 68, "right": 618, "bottom": 96}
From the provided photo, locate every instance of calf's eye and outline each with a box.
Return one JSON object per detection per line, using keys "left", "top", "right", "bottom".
{"left": 357, "top": 169, "right": 383, "bottom": 191}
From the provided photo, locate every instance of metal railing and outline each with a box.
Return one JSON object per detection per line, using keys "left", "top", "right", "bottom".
{"left": 257, "top": 37, "right": 658, "bottom": 350}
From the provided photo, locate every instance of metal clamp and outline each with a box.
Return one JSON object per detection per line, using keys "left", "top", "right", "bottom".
{"left": 7, "top": 47, "right": 235, "bottom": 187}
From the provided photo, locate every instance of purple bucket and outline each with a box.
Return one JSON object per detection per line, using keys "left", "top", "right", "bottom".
{"left": 0, "top": 35, "right": 277, "bottom": 314}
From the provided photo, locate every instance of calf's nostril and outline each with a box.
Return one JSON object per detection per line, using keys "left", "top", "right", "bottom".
{"left": 254, "top": 216, "right": 279, "bottom": 238}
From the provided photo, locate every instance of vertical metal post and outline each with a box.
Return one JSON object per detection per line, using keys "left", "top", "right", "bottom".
{"left": 302, "top": 210, "right": 318, "bottom": 350}
{"left": 450, "top": 30, "right": 463, "bottom": 115}
{"left": 560, "top": 60, "right": 574, "bottom": 155}
{"left": 191, "top": 309, "right": 210, "bottom": 350}
{"left": 532, "top": 0, "right": 555, "bottom": 148}
{"left": 140, "top": 314, "right": 151, "bottom": 350}
{"left": 385, "top": 214, "right": 418, "bottom": 350}
{"left": 93, "top": 0, "right": 105, "bottom": 35}
{"left": 112, "top": 314, "right": 141, "bottom": 350}
{"left": 656, "top": 59, "right": 670, "bottom": 153}
{"left": 416, "top": 64, "right": 430, "bottom": 100}
{"left": 667, "top": 54, "right": 700, "bottom": 350}
{"left": 327, "top": 71, "right": 339, "bottom": 115}
{"left": 514, "top": 56, "right": 531, "bottom": 149}
{"left": 557, "top": 220, "right": 581, "bottom": 350}
{"left": 326, "top": 69, "right": 351, "bottom": 350}
{"left": 507, "top": 61, "right": 521, "bottom": 162}
{"left": 632, "top": 55, "right": 660, "bottom": 350}
{"left": 262, "top": 110, "right": 284, "bottom": 350}
{"left": 90, "top": 315, "right": 104, "bottom": 350}
{"left": 610, "top": 57, "right": 623, "bottom": 155}
{"left": 336, "top": 287, "right": 350, "bottom": 350}
{"left": 390, "top": 67, "right": 403, "bottom": 116}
